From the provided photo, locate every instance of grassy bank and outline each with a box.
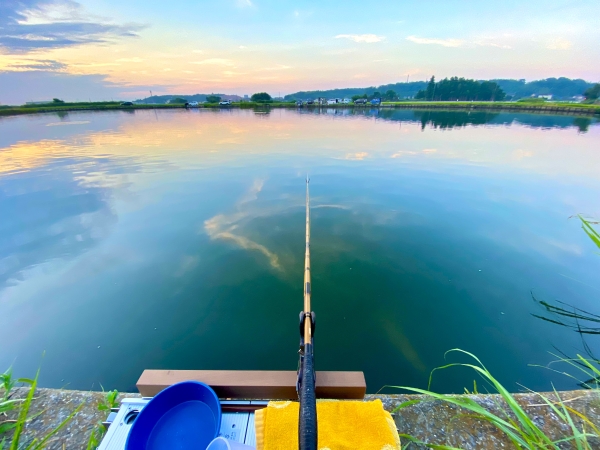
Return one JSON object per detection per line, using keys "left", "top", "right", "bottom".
{"left": 381, "top": 100, "right": 600, "bottom": 115}
{"left": 1, "top": 100, "right": 598, "bottom": 118}
{"left": 0, "top": 103, "right": 183, "bottom": 117}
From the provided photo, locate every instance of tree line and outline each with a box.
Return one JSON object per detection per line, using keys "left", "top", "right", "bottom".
{"left": 415, "top": 77, "right": 506, "bottom": 101}
{"left": 285, "top": 77, "right": 596, "bottom": 102}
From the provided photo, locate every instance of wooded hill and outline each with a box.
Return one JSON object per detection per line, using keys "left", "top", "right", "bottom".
{"left": 284, "top": 77, "right": 595, "bottom": 101}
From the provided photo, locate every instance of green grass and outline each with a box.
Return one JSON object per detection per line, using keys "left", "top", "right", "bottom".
{"left": 1, "top": 366, "right": 83, "bottom": 450}
{"left": 0, "top": 103, "right": 183, "bottom": 117}
{"left": 389, "top": 349, "right": 599, "bottom": 449}
{"left": 381, "top": 100, "right": 600, "bottom": 114}
{"left": 579, "top": 216, "right": 600, "bottom": 251}
{"left": 1, "top": 100, "right": 598, "bottom": 117}
{"left": 86, "top": 388, "right": 119, "bottom": 450}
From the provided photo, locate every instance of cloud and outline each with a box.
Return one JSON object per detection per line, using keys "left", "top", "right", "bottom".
{"left": 406, "top": 35, "right": 512, "bottom": 49}
{"left": 547, "top": 38, "right": 572, "bottom": 50}
{"left": 3, "top": 59, "right": 67, "bottom": 71}
{"left": 191, "top": 58, "right": 235, "bottom": 66}
{"left": 391, "top": 151, "right": 417, "bottom": 158}
{"left": 335, "top": 34, "right": 385, "bottom": 43}
{"left": 344, "top": 152, "right": 369, "bottom": 160}
{"left": 0, "top": 0, "right": 145, "bottom": 53}
{"left": 406, "top": 35, "right": 464, "bottom": 47}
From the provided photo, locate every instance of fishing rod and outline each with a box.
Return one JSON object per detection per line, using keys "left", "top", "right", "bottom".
{"left": 297, "top": 176, "right": 317, "bottom": 450}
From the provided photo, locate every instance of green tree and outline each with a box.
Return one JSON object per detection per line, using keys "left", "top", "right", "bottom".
{"left": 170, "top": 97, "right": 188, "bottom": 104}
{"left": 416, "top": 77, "right": 505, "bottom": 102}
{"left": 206, "top": 95, "right": 221, "bottom": 103}
{"left": 479, "top": 81, "right": 506, "bottom": 101}
{"left": 52, "top": 98, "right": 64, "bottom": 103}
{"left": 251, "top": 92, "right": 272, "bottom": 102}
{"left": 384, "top": 89, "right": 397, "bottom": 101}
{"left": 425, "top": 76, "right": 436, "bottom": 100}
{"left": 584, "top": 84, "right": 600, "bottom": 100}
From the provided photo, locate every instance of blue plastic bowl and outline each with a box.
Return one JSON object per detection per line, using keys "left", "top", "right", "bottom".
{"left": 126, "top": 381, "right": 221, "bottom": 450}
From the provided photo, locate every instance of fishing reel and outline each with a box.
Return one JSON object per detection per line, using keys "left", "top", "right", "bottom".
{"left": 298, "top": 311, "right": 316, "bottom": 345}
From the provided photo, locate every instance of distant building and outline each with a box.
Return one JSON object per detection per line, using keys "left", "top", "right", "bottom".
{"left": 538, "top": 95, "right": 553, "bottom": 100}
{"left": 243, "top": 95, "right": 249, "bottom": 100}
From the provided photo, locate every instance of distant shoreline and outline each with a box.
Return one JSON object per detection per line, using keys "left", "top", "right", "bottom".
{"left": 1, "top": 101, "right": 598, "bottom": 118}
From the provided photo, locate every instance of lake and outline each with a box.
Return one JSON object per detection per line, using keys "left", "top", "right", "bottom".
{"left": 1, "top": 107, "right": 599, "bottom": 394}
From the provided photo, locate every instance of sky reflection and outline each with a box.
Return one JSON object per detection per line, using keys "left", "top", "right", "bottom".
{"left": 0, "top": 108, "right": 599, "bottom": 393}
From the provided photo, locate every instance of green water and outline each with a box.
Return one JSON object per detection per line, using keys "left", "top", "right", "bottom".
{"left": 1, "top": 108, "right": 599, "bottom": 394}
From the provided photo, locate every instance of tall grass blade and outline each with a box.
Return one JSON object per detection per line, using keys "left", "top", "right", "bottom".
{"left": 9, "top": 369, "right": 37, "bottom": 450}
{"left": 387, "top": 349, "right": 600, "bottom": 449}
{"left": 579, "top": 215, "right": 600, "bottom": 250}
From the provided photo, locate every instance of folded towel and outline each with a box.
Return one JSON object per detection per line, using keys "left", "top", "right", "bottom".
{"left": 254, "top": 399, "right": 400, "bottom": 450}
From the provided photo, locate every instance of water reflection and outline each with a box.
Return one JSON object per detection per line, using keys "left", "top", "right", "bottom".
{"left": 294, "top": 106, "right": 599, "bottom": 132}
{"left": 0, "top": 155, "right": 151, "bottom": 289}
{"left": 0, "top": 108, "right": 598, "bottom": 394}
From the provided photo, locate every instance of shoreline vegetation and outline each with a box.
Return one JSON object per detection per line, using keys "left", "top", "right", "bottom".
{"left": 1, "top": 100, "right": 599, "bottom": 118}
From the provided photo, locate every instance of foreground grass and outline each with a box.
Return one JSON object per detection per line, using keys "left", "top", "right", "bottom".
{"left": 1, "top": 366, "right": 118, "bottom": 450}
{"left": 391, "top": 349, "right": 599, "bottom": 449}
{"left": 1, "top": 367, "right": 82, "bottom": 450}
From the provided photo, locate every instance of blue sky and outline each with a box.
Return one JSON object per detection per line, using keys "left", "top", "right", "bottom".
{"left": 0, "top": 0, "right": 598, "bottom": 103}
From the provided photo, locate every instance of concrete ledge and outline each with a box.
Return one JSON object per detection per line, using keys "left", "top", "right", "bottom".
{"left": 6, "top": 388, "right": 600, "bottom": 449}
{"left": 368, "top": 390, "right": 600, "bottom": 448}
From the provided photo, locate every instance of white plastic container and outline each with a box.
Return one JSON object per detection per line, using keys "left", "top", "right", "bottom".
{"left": 207, "top": 437, "right": 255, "bottom": 450}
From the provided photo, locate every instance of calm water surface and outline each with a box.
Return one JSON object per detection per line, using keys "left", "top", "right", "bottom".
{"left": 1, "top": 108, "right": 599, "bottom": 394}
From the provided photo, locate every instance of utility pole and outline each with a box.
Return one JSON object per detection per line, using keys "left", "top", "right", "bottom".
{"left": 406, "top": 74, "right": 409, "bottom": 83}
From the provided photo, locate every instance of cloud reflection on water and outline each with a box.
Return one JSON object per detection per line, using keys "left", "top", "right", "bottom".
{"left": 0, "top": 158, "right": 117, "bottom": 289}
{"left": 203, "top": 179, "right": 283, "bottom": 271}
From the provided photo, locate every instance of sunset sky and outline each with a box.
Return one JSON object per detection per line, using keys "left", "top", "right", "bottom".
{"left": 1, "top": 0, "right": 599, "bottom": 104}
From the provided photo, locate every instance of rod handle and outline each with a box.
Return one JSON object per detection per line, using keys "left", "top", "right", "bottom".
{"left": 298, "top": 343, "right": 317, "bottom": 450}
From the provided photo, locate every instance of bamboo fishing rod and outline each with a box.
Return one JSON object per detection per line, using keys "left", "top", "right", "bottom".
{"left": 298, "top": 176, "right": 317, "bottom": 450}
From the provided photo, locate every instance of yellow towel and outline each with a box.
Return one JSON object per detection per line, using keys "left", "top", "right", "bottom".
{"left": 254, "top": 399, "right": 401, "bottom": 450}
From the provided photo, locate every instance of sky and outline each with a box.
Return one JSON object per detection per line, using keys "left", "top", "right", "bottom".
{"left": 0, "top": 0, "right": 599, "bottom": 104}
